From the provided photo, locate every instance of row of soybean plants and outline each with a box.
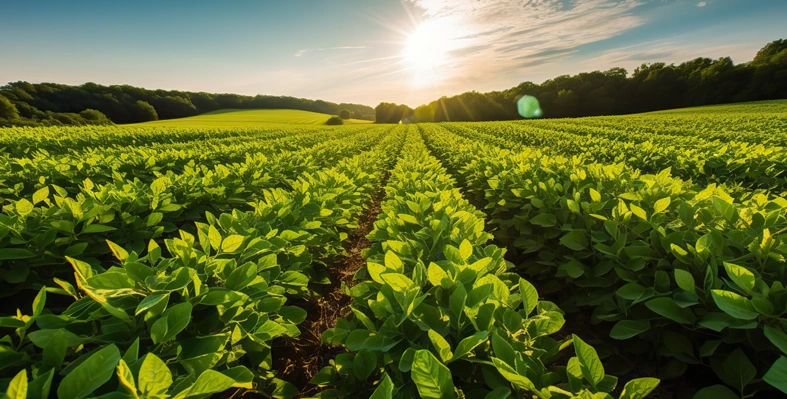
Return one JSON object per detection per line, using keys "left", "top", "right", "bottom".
{"left": 572, "top": 106, "right": 787, "bottom": 146}
{"left": 310, "top": 129, "right": 659, "bottom": 398}
{"left": 0, "top": 125, "right": 374, "bottom": 197}
{"left": 441, "top": 119, "right": 787, "bottom": 192}
{"left": 421, "top": 124, "right": 787, "bottom": 398}
{"left": 0, "top": 125, "right": 392, "bottom": 296}
{"left": 0, "top": 124, "right": 329, "bottom": 157}
{"left": 0, "top": 126, "right": 407, "bottom": 399}
{"left": 529, "top": 117, "right": 787, "bottom": 192}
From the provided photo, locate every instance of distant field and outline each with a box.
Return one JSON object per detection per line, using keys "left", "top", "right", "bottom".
{"left": 639, "top": 99, "right": 787, "bottom": 115}
{"left": 134, "top": 108, "right": 373, "bottom": 127}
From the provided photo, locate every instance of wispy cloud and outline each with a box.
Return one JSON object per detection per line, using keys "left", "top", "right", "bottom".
{"left": 580, "top": 39, "right": 758, "bottom": 71}
{"left": 407, "top": 0, "right": 646, "bottom": 83}
{"left": 294, "top": 46, "right": 367, "bottom": 57}
{"left": 697, "top": 2, "right": 707, "bottom": 7}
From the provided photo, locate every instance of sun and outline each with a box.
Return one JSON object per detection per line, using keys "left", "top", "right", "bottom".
{"left": 403, "top": 20, "right": 457, "bottom": 86}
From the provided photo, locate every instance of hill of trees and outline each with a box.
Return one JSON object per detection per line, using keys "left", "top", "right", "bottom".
{"left": 0, "top": 82, "right": 375, "bottom": 127}
{"left": 376, "top": 39, "right": 787, "bottom": 123}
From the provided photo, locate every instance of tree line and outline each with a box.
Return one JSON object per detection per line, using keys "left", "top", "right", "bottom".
{"left": 375, "top": 39, "right": 787, "bottom": 123}
{"left": 0, "top": 82, "right": 375, "bottom": 127}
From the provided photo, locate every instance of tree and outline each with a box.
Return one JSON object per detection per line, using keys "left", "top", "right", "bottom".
{"left": 374, "top": 102, "right": 413, "bottom": 123}
{"left": 0, "top": 95, "right": 19, "bottom": 119}
{"left": 326, "top": 116, "right": 344, "bottom": 125}
{"left": 133, "top": 100, "right": 158, "bottom": 122}
{"left": 338, "top": 109, "right": 351, "bottom": 119}
{"left": 79, "top": 109, "right": 112, "bottom": 124}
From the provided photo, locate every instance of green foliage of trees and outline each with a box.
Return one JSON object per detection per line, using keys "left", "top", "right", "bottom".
{"left": 404, "top": 39, "right": 787, "bottom": 122}
{"left": 326, "top": 115, "right": 344, "bottom": 125}
{"left": 374, "top": 102, "right": 414, "bottom": 124}
{"left": 0, "top": 94, "right": 19, "bottom": 119}
{"left": 338, "top": 109, "right": 351, "bottom": 119}
{"left": 0, "top": 82, "right": 376, "bottom": 127}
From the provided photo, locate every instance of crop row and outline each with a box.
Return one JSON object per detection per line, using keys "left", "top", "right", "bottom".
{"left": 556, "top": 111, "right": 787, "bottom": 146}
{"left": 442, "top": 121, "right": 787, "bottom": 192}
{"left": 0, "top": 124, "right": 341, "bottom": 158}
{"left": 312, "top": 129, "right": 659, "bottom": 398}
{"left": 0, "top": 126, "right": 391, "bottom": 300}
{"left": 0, "top": 126, "right": 407, "bottom": 399}
{"left": 0, "top": 125, "right": 382, "bottom": 198}
{"left": 421, "top": 124, "right": 787, "bottom": 397}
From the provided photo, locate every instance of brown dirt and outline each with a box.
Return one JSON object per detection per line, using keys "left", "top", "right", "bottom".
{"left": 271, "top": 186, "right": 386, "bottom": 398}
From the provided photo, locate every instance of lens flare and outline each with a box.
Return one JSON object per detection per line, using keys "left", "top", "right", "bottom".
{"left": 517, "top": 95, "right": 543, "bottom": 118}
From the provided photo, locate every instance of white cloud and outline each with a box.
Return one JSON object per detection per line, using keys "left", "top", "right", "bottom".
{"left": 697, "top": 2, "right": 707, "bottom": 7}
{"left": 294, "top": 46, "right": 367, "bottom": 57}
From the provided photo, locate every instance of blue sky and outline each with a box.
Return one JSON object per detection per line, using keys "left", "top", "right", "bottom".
{"left": 0, "top": 0, "right": 784, "bottom": 107}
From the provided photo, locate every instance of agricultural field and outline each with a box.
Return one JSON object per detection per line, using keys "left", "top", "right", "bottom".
{"left": 134, "top": 109, "right": 374, "bottom": 127}
{"left": 1, "top": 100, "right": 787, "bottom": 399}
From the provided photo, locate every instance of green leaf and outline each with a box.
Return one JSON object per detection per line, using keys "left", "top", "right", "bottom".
{"left": 765, "top": 326, "right": 787, "bottom": 356}
{"left": 610, "top": 320, "right": 650, "bottom": 340}
{"left": 722, "top": 349, "right": 756, "bottom": 393}
{"left": 150, "top": 302, "right": 192, "bottom": 344}
{"left": 711, "top": 290, "right": 759, "bottom": 320}
{"left": 491, "top": 331, "right": 516, "bottom": 367}
{"left": 174, "top": 370, "right": 237, "bottom": 398}
{"left": 27, "top": 368, "right": 54, "bottom": 399}
{"left": 674, "top": 269, "right": 696, "bottom": 293}
{"left": 0, "top": 248, "right": 35, "bottom": 260}
{"left": 712, "top": 196, "right": 736, "bottom": 222}
{"left": 384, "top": 251, "right": 403, "bottom": 272}
{"left": 483, "top": 387, "right": 511, "bottom": 399}
{"left": 428, "top": 263, "right": 451, "bottom": 288}
{"left": 106, "top": 240, "right": 129, "bottom": 262}
{"left": 529, "top": 213, "right": 556, "bottom": 227}
{"left": 450, "top": 331, "right": 489, "bottom": 362}
{"left": 380, "top": 273, "right": 414, "bottom": 293}
{"left": 138, "top": 353, "right": 172, "bottom": 399}
{"left": 411, "top": 349, "right": 454, "bottom": 399}
{"left": 16, "top": 199, "right": 34, "bottom": 217}
{"left": 32, "top": 187, "right": 49, "bottom": 205}
{"left": 82, "top": 224, "right": 116, "bottom": 234}
{"left": 41, "top": 329, "right": 69, "bottom": 372}
{"left": 57, "top": 344, "right": 121, "bottom": 399}
{"left": 221, "top": 235, "right": 244, "bottom": 252}
{"left": 653, "top": 197, "right": 671, "bottom": 214}
{"left": 573, "top": 335, "right": 605, "bottom": 389}
{"left": 135, "top": 293, "right": 169, "bottom": 316}
{"left": 116, "top": 359, "right": 137, "bottom": 396}
{"left": 369, "top": 373, "right": 394, "bottom": 399}
{"left": 5, "top": 369, "right": 27, "bottom": 399}
{"left": 225, "top": 262, "right": 257, "bottom": 291}
{"left": 567, "top": 199, "right": 581, "bottom": 214}
{"left": 428, "top": 329, "right": 453, "bottom": 363}
{"left": 518, "top": 278, "right": 538, "bottom": 316}
{"left": 353, "top": 349, "right": 377, "bottom": 381}
{"left": 491, "top": 357, "right": 536, "bottom": 391}
{"left": 459, "top": 239, "right": 473, "bottom": 261}
{"left": 645, "top": 297, "right": 696, "bottom": 324}
{"left": 692, "top": 385, "right": 738, "bottom": 399}
{"left": 722, "top": 262, "right": 755, "bottom": 294}
{"left": 620, "top": 377, "right": 659, "bottom": 399}
{"left": 208, "top": 225, "right": 222, "bottom": 251}
{"left": 560, "top": 231, "right": 588, "bottom": 251}
{"left": 630, "top": 204, "right": 648, "bottom": 221}
{"left": 399, "top": 348, "right": 416, "bottom": 373}
{"left": 764, "top": 356, "right": 787, "bottom": 394}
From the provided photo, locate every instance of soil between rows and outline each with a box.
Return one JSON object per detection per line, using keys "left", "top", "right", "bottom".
{"left": 271, "top": 185, "right": 387, "bottom": 397}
